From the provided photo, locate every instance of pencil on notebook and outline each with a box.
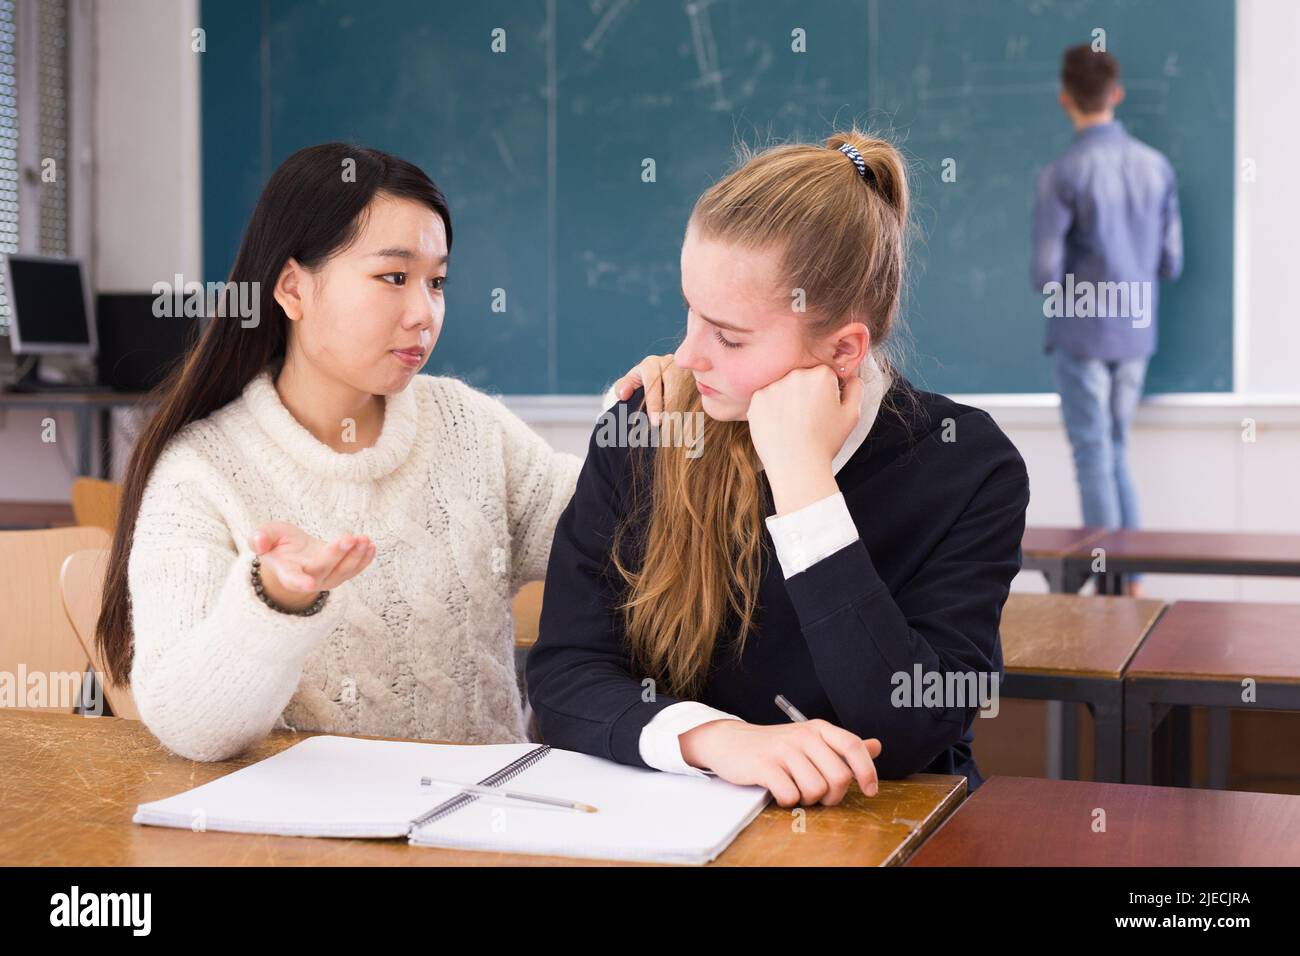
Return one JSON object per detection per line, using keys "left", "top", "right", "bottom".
{"left": 419, "top": 775, "right": 598, "bottom": 813}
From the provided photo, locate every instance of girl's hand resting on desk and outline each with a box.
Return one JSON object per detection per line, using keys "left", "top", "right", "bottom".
{"left": 747, "top": 365, "right": 863, "bottom": 516}
{"left": 248, "top": 522, "right": 376, "bottom": 612}
{"left": 611, "top": 353, "right": 688, "bottom": 426}
{"left": 679, "top": 718, "right": 883, "bottom": 807}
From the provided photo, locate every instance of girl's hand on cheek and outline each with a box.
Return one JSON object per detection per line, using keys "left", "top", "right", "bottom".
{"left": 747, "top": 366, "right": 862, "bottom": 514}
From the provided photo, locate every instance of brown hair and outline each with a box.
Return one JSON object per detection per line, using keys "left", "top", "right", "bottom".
{"left": 613, "top": 128, "right": 916, "bottom": 697}
{"left": 96, "top": 143, "right": 452, "bottom": 688}
{"left": 1061, "top": 44, "right": 1120, "bottom": 113}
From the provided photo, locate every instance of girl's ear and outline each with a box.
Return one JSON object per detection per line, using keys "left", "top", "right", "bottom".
{"left": 274, "top": 258, "right": 306, "bottom": 322}
{"left": 829, "top": 322, "right": 870, "bottom": 374}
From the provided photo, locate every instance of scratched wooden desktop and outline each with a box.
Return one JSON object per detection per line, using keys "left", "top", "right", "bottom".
{"left": 0, "top": 710, "right": 965, "bottom": 867}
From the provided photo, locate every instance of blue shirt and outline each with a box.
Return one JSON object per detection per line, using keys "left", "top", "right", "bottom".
{"left": 1032, "top": 119, "right": 1183, "bottom": 360}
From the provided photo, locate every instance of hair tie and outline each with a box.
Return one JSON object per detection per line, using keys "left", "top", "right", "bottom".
{"left": 837, "top": 143, "right": 874, "bottom": 186}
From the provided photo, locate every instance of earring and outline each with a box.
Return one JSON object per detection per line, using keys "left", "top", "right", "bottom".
{"left": 838, "top": 366, "right": 845, "bottom": 373}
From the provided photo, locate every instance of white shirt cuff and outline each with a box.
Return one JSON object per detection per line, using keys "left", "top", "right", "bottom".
{"left": 764, "top": 491, "right": 859, "bottom": 579}
{"left": 638, "top": 701, "right": 742, "bottom": 777}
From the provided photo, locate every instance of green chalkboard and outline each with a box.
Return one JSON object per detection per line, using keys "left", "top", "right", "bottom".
{"left": 201, "top": 0, "right": 1233, "bottom": 394}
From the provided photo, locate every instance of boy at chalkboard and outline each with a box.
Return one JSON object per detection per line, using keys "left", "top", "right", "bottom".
{"left": 1032, "top": 45, "right": 1183, "bottom": 596}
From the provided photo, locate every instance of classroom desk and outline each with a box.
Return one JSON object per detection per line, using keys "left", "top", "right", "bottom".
{"left": 1038, "top": 529, "right": 1300, "bottom": 786}
{"left": 1018, "top": 529, "right": 1109, "bottom": 774}
{"left": 1021, "top": 526, "right": 1108, "bottom": 593}
{"left": 1078, "top": 529, "right": 1300, "bottom": 596}
{"left": 0, "top": 709, "right": 967, "bottom": 867}
{"left": 0, "top": 499, "right": 76, "bottom": 529}
{"left": 999, "top": 593, "right": 1167, "bottom": 784}
{"left": 0, "top": 390, "right": 147, "bottom": 479}
{"left": 1123, "top": 601, "right": 1300, "bottom": 788}
{"left": 904, "top": 775, "right": 1300, "bottom": 866}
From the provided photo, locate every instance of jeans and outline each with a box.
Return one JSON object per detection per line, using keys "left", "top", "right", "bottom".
{"left": 1053, "top": 350, "right": 1149, "bottom": 582}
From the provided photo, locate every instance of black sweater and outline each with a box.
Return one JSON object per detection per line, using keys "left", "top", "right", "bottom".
{"left": 526, "top": 376, "right": 1030, "bottom": 792}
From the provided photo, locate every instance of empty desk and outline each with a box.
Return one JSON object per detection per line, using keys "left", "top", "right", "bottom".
{"left": 1000, "top": 593, "right": 1167, "bottom": 782}
{"left": 906, "top": 776, "right": 1300, "bottom": 866}
{"left": 0, "top": 499, "right": 75, "bottom": 529}
{"left": 1078, "top": 529, "right": 1300, "bottom": 596}
{"left": 1021, "top": 526, "right": 1108, "bottom": 592}
{"left": 1124, "top": 600, "right": 1300, "bottom": 788}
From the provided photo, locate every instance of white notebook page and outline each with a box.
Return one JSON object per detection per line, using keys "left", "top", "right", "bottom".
{"left": 133, "top": 736, "right": 540, "bottom": 838}
{"left": 133, "top": 735, "right": 770, "bottom": 863}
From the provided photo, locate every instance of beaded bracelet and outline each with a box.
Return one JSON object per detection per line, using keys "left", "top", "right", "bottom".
{"left": 250, "top": 555, "right": 329, "bottom": 616}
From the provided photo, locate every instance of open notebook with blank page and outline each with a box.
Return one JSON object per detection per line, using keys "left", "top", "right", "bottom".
{"left": 133, "top": 735, "right": 770, "bottom": 865}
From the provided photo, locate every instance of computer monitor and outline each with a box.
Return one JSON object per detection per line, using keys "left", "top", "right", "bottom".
{"left": 4, "top": 254, "right": 96, "bottom": 357}
{"left": 96, "top": 293, "right": 199, "bottom": 392}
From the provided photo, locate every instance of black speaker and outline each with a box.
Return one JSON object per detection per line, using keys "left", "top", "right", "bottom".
{"left": 95, "top": 293, "right": 199, "bottom": 392}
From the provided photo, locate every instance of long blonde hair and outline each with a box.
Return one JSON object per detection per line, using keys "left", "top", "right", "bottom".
{"left": 613, "top": 128, "right": 915, "bottom": 697}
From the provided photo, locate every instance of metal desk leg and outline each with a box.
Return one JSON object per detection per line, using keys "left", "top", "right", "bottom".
{"left": 99, "top": 407, "right": 113, "bottom": 479}
{"left": 1207, "top": 709, "right": 1231, "bottom": 790}
{"left": 1061, "top": 702, "right": 1079, "bottom": 779}
{"left": 1040, "top": 560, "right": 1064, "bottom": 593}
{"left": 1124, "top": 691, "right": 1154, "bottom": 785}
{"left": 1090, "top": 687, "right": 1125, "bottom": 783}
{"left": 1044, "top": 701, "right": 1079, "bottom": 780}
{"left": 1148, "top": 703, "right": 1192, "bottom": 786}
{"left": 1061, "top": 559, "right": 1093, "bottom": 594}
{"left": 1168, "top": 705, "right": 1192, "bottom": 786}
{"left": 1045, "top": 700, "right": 1064, "bottom": 778}
{"left": 75, "top": 406, "right": 91, "bottom": 477}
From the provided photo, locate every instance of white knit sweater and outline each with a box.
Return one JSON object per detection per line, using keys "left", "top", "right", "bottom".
{"left": 127, "top": 368, "right": 582, "bottom": 762}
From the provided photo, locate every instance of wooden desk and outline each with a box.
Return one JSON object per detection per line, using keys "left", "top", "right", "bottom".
{"left": 0, "top": 709, "right": 966, "bottom": 866}
{"left": 0, "top": 390, "right": 148, "bottom": 478}
{"left": 1078, "top": 529, "right": 1300, "bottom": 595}
{"left": 1000, "top": 594, "right": 1167, "bottom": 783}
{"left": 905, "top": 775, "right": 1300, "bottom": 866}
{"left": 1021, "top": 526, "right": 1108, "bottom": 592}
{"left": 1124, "top": 601, "right": 1300, "bottom": 787}
{"left": 0, "top": 499, "right": 76, "bottom": 529}
{"left": 1041, "top": 530, "right": 1300, "bottom": 786}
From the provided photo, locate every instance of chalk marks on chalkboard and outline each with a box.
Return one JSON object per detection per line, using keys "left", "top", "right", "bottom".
{"left": 491, "top": 128, "right": 519, "bottom": 177}
{"left": 582, "top": 0, "right": 635, "bottom": 55}
{"left": 580, "top": 249, "right": 677, "bottom": 307}
{"left": 685, "top": 0, "right": 729, "bottom": 111}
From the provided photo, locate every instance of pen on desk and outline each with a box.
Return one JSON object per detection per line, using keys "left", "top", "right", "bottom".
{"left": 774, "top": 693, "right": 808, "bottom": 722}
{"left": 419, "top": 776, "right": 598, "bottom": 813}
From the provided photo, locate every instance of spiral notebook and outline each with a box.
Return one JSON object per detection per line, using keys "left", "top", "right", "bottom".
{"left": 133, "top": 735, "right": 770, "bottom": 865}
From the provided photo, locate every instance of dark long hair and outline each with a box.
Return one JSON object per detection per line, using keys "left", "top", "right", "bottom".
{"left": 97, "top": 143, "right": 452, "bottom": 686}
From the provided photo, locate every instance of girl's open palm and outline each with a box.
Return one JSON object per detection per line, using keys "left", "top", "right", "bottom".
{"left": 248, "top": 521, "right": 376, "bottom": 594}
